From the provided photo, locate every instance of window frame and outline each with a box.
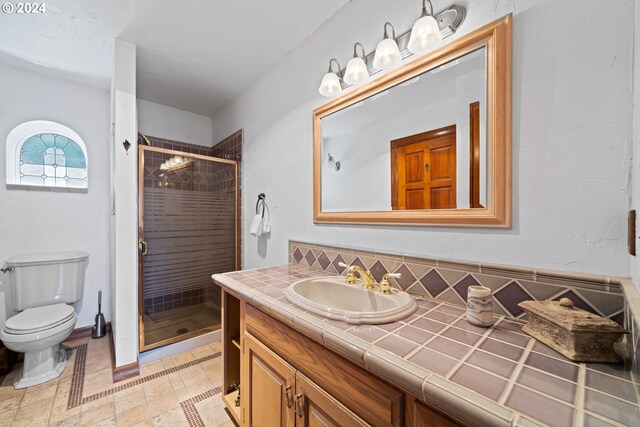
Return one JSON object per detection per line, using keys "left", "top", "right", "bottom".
{"left": 6, "top": 120, "right": 89, "bottom": 190}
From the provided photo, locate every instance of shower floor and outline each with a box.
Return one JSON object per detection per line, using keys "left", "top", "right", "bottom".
{"left": 143, "top": 302, "right": 220, "bottom": 348}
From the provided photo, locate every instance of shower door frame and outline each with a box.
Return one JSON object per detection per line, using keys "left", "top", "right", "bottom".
{"left": 138, "top": 145, "right": 239, "bottom": 352}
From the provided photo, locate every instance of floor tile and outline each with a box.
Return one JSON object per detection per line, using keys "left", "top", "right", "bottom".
{"left": 151, "top": 407, "right": 190, "bottom": 427}
{"left": 115, "top": 385, "right": 146, "bottom": 414}
{"left": 1, "top": 341, "right": 222, "bottom": 427}
{"left": 50, "top": 414, "right": 81, "bottom": 426}
{"left": 116, "top": 403, "right": 149, "bottom": 427}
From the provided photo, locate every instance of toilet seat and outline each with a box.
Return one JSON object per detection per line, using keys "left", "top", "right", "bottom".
{"left": 4, "top": 304, "right": 75, "bottom": 335}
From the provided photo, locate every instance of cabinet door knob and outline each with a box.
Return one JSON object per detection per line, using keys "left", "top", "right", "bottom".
{"left": 294, "top": 393, "right": 304, "bottom": 417}
{"left": 285, "top": 385, "right": 292, "bottom": 408}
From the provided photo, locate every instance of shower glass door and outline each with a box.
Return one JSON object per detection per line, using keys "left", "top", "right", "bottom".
{"left": 138, "top": 145, "right": 238, "bottom": 351}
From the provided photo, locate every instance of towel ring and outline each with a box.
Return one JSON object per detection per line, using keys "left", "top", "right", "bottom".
{"left": 256, "top": 193, "right": 266, "bottom": 218}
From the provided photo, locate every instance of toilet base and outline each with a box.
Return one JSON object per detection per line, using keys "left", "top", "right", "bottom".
{"left": 13, "top": 344, "right": 70, "bottom": 389}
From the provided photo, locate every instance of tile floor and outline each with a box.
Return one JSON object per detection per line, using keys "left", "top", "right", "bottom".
{"left": 0, "top": 336, "right": 234, "bottom": 427}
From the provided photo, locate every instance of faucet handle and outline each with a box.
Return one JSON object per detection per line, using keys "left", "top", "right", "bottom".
{"left": 338, "top": 262, "right": 357, "bottom": 284}
{"left": 379, "top": 273, "right": 401, "bottom": 294}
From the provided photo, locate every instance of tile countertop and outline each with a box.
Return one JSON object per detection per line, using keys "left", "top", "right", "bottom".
{"left": 212, "top": 264, "right": 640, "bottom": 427}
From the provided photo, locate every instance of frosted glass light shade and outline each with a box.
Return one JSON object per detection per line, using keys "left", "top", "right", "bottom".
{"left": 344, "top": 57, "right": 369, "bottom": 85}
{"left": 408, "top": 15, "right": 442, "bottom": 53}
{"left": 319, "top": 72, "right": 342, "bottom": 97}
{"left": 373, "top": 38, "right": 402, "bottom": 70}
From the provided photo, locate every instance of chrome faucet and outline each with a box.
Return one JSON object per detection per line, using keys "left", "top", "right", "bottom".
{"left": 338, "top": 262, "right": 375, "bottom": 289}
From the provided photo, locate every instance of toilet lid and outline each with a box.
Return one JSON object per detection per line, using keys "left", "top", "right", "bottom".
{"left": 4, "top": 304, "right": 75, "bottom": 334}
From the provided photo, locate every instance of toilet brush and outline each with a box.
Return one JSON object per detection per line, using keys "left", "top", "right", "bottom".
{"left": 92, "top": 290, "right": 106, "bottom": 339}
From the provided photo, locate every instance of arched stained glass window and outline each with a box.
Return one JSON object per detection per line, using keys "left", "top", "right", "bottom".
{"left": 6, "top": 121, "right": 88, "bottom": 189}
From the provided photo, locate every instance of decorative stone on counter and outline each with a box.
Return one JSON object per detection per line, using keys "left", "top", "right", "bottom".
{"left": 466, "top": 285, "right": 494, "bottom": 327}
{"left": 518, "top": 298, "right": 627, "bottom": 363}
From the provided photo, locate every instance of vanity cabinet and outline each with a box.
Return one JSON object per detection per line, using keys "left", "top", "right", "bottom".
{"left": 243, "top": 332, "right": 368, "bottom": 427}
{"left": 243, "top": 333, "right": 295, "bottom": 427}
{"left": 295, "top": 371, "right": 369, "bottom": 427}
{"left": 411, "top": 399, "right": 461, "bottom": 427}
{"left": 222, "top": 289, "right": 463, "bottom": 427}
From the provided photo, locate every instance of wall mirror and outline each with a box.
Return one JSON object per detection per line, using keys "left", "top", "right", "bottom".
{"left": 313, "top": 16, "right": 511, "bottom": 227}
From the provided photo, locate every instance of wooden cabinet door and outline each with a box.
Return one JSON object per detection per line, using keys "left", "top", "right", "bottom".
{"left": 413, "top": 401, "right": 461, "bottom": 427}
{"left": 243, "top": 332, "right": 296, "bottom": 427}
{"left": 295, "top": 372, "right": 369, "bottom": 427}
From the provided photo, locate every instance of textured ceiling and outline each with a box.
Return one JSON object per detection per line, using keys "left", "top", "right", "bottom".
{"left": 0, "top": 0, "right": 350, "bottom": 116}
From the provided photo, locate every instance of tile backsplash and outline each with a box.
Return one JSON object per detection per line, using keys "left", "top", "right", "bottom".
{"left": 288, "top": 241, "right": 625, "bottom": 326}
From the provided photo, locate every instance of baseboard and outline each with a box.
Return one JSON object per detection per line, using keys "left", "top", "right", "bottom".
{"left": 108, "top": 326, "right": 140, "bottom": 383}
{"left": 112, "top": 361, "right": 140, "bottom": 383}
{"left": 66, "top": 322, "right": 112, "bottom": 342}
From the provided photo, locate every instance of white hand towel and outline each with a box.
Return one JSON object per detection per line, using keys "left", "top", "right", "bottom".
{"left": 249, "top": 214, "right": 262, "bottom": 237}
{"left": 261, "top": 212, "right": 271, "bottom": 234}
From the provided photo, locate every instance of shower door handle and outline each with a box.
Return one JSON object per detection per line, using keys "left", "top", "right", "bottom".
{"left": 139, "top": 241, "right": 148, "bottom": 256}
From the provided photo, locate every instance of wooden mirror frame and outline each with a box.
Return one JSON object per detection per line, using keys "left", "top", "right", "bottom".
{"left": 313, "top": 15, "right": 511, "bottom": 227}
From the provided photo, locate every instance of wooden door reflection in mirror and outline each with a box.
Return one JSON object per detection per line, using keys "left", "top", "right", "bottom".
{"left": 391, "top": 125, "right": 457, "bottom": 210}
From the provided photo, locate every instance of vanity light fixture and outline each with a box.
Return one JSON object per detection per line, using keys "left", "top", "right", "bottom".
{"left": 344, "top": 43, "right": 369, "bottom": 85}
{"left": 373, "top": 22, "right": 402, "bottom": 70}
{"left": 319, "top": 58, "right": 343, "bottom": 97}
{"left": 317, "top": 2, "right": 465, "bottom": 98}
{"left": 408, "top": 0, "right": 443, "bottom": 53}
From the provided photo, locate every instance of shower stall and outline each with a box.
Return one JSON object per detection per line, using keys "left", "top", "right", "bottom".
{"left": 137, "top": 144, "right": 238, "bottom": 351}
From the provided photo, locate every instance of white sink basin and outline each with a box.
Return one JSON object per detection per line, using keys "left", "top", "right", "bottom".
{"left": 283, "top": 276, "right": 417, "bottom": 325}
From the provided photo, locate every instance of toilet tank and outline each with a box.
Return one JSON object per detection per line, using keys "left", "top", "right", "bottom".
{"left": 4, "top": 251, "right": 89, "bottom": 310}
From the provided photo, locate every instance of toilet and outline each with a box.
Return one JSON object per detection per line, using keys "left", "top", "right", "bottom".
{"left": 0, "top": 251, "right": 88, "bottom": 389}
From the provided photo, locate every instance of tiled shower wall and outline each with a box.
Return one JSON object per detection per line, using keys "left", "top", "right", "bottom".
{"left": 288, "top": 241, "right": 626, "bottom": 326}
{"left": 140, "top": 134, "right": 242, "bottom": 314}
{"left": 211, "top": 130, "right": 243, "bottom": 271}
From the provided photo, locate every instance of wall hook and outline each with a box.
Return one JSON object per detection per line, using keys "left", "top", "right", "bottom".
{"left": 256, "top": 193, "right": 266, "bottom": 217}
{"left": 123, "top": 139, "right": 131, "bottom": 154}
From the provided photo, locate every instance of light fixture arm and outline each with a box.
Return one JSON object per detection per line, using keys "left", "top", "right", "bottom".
{"left": 421, "top": 0, "right": 435, "bottom": 17}
{"left": 383, "top": 22, "right": 396, "bottom": 39}
{"left": 328, "top": 58, "right": 342, "bottom": 76}
{"left": 353, "top": 42, "right": 367, "bottom": 63}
